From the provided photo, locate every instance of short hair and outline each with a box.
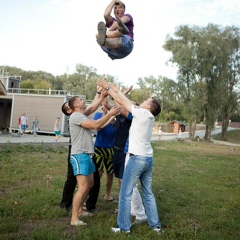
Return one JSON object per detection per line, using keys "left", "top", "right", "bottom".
{"left": 61, "top": 102, "right": 70, "bottom": 116}
{"left": 68, "top": 96, "right": 79, "bottom": 111}
{"left": 115, "top": 1, "right": 125, "bottom": 9}
{"left": 150, "top": 98, "right": 161, "bottom": 116}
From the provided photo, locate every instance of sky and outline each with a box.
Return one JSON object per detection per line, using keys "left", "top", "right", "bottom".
{"left": 0, "top": 0, "right": 240, "bottom": 87}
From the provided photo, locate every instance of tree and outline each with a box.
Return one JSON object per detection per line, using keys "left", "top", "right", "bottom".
{"left": 163, "top": 24, "right": 240, "bottom": 141}
{"left": 163, "top": 25, "right": 204, "bottom": 139}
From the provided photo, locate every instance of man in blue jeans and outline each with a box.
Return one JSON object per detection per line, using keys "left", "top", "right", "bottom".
{"left": 98, "top": 79, "right": 162, "bottom": 235}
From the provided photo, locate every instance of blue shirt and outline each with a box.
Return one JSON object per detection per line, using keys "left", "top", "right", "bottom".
{"left": 94, "top": 112, "right": 116, "bottom": 148}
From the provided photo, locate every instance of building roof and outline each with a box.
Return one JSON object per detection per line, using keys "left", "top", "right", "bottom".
{"left": 170, "top": 120, "right": 188, "bottom": 126}
{"left": 0, "top": 81, "right": 7, "bottom": 96}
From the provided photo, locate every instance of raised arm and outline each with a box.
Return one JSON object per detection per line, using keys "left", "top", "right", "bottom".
{"left": 98, "top": 79, "right": 133, "bottom": 113}
{"left": 104, "top": 0, "right": 116, "bottom": 24}
{"left": 81, "top": 106, "right": 120, "bottom": 130}
{"left": 84, "top": 85, "right": 107, "bottom": 116}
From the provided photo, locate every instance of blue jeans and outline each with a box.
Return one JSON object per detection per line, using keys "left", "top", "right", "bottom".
{"left": 101, "top": 35, "right": 133, "bottom": 60}
{"left": 33, "top": 127, "right": 38, "bottom": 136}
{"left": 118, "top": 155, "right": 161, "bottom": 231}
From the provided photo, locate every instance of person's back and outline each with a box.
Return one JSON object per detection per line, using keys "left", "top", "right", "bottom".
{"left": 114, "top": 114, "right": 132, "bottom": 149}
{"left": 129, "top": 108, "right": 154, "bottom": 156}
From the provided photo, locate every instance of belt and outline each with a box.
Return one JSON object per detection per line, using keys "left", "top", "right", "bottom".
{"left": 114, "top": 146, "right": 124, "bottom": 151}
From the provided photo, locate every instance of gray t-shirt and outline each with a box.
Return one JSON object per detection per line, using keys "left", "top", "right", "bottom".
{"left": 69, "top": 112, "right": 94, "bottom": 155}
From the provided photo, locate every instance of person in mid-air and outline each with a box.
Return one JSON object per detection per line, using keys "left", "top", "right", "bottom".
{"left": 96, "top": 0, "right": 134, "bottom": 60}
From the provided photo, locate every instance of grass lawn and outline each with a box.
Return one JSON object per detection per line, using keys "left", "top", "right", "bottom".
{"left": 0, "top": 134, "right": 239, "bottom": 239}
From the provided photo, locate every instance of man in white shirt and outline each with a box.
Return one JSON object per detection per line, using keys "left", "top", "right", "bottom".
{"left": 97, "top": 79, "right": 162, "bottom": 235}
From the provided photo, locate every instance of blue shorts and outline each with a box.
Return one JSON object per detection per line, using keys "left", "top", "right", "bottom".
{"left": 101, "top": 35, "right": 133, "bottom": 60}
{"left": 70, "top": 153, "right": 96, "bottom": 176}
{"left": 55, "top": 131, "right": 61, "bottom": 136}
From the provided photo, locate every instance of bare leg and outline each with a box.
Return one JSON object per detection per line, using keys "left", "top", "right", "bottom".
{"left": 104, "top": 173, "right": 114, "bottom": 200}
{"left": 105, "top": 37, "right": 122, "bottom": 49}
{"left": 71, "top": 174, "right": 93, "bottom": 225}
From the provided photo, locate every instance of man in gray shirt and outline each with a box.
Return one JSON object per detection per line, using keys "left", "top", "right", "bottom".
{"left": 68, "top": 95, "right": 120, "bottom": 226}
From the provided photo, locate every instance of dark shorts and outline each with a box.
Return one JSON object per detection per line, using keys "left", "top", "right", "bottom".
{"left": 93, "top": 146, "right": 114, "bottom": 174}
{"left": 113, "top": 148, "right": 126, "bottom": 179}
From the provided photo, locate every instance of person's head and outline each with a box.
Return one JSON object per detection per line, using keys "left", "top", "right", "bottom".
{"left": 56, "top": 116, "right": 60, "bottom": 120}
{"left": 101, "top": 103, "right": 108, "bottom": 114}
{"left": 68, "top": 96, "right": 87, "bottom": 112}
{"left": 140, "top": 97, "right": 161, "bottom": 116}
{"left": 61, "top": 101, "right": 72, "bottom": 116}
{"left": 114, "top": 1, "right": 125, "bottom": 17}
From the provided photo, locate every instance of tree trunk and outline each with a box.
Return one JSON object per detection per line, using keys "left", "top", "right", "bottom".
{"left": 204, "top": 125, "right": 212, "bottom": 141}
{"left": 221, "top": 118, "right": 229, "bottom": 141}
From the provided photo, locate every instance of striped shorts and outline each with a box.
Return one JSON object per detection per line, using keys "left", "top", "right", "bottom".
{"left": 93, "top": 146, "right": 114, "bottom": 174}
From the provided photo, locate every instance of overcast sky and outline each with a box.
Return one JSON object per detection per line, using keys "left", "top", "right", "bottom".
{"left": 0, "top": 0, "right": 240, "bottom": 87}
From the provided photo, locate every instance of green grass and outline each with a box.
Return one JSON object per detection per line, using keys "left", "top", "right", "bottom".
{"left": 212, "top": 129, "right": 240, "bottom": 144}
{"left": 0, "top": 139, "right": 239, "bottom": 240}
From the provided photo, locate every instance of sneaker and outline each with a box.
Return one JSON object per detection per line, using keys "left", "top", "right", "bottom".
{"left": 133, "top": 218, "right": 148, "bottom": 225}
{"left": 111, "top": 227, "right": 130, "bottom": 234}
{"left": 153, "top": 226, "right": 161, "bottom": 234}
{"left": 97, "top": 21, "right": 106, "bottom": 46}
{"left": 116, "top": 16, "right": 129, "bottom": 34}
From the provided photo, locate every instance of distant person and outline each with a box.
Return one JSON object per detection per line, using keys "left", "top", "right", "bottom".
{"left": 158, "top": 127, "right": 162, "bottom": 140}
{"left": 54, "top": 116, "right": 61, "bottom": 142}
{"left": 96, "top": 0, "right": 134, "bottom": 60}
{"left": 21, "top": 113, "right": 28, "bottom": 135}
{"left": 32, "top": 116, "right": 39, "bottom": 137}
{"left": 18, "top": 116, "right": 23, "bottom": 135}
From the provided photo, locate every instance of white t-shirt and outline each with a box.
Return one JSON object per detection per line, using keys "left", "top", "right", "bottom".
{"left": 69, "top": 112, "right": 94, "bottom": 155}
{"left": 128, "top": 105, "right": 155, "bottom": 157}
{"left": 21, "top": 116, "right": 28, "bottom": 125}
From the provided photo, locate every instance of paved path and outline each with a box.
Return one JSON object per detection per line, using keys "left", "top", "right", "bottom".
{"left": 0, "top": 128, "right": 239, "bottom": 147}
{"left": 0, "top": 133, "right": 69, "bottom": 144}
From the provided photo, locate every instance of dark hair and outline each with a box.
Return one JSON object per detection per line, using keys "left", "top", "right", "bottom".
{"left": 115, "top": 1, "right": 125, "bottom": 9}
{"left": 68, "top": 96, "right": 79, "bottom": 111}
{"left": 61, "top": 102, "right": 70, "bottom": 116}
{"left": 150, "top": 98, "right": 161, "bottom": 116}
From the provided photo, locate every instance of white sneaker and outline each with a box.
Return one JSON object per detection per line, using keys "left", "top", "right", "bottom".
{"left": 111, "top": 227, "right": 130, "bottom": 234}
{"left": 153, "top": 226, "right": 161, "bottom": 234}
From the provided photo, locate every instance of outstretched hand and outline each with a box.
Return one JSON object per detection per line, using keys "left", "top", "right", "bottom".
{"left": 109, "top": 83, "right": 119, "bottom": 92}
{"left": 109, "top": 106, "right": 121, "bottom": 116}
{"left": 97, "top": 79, "right": 108, "bottom": 89}
{"left": 123, "top": 85, "right": 133, "bottom": 95}
{"left": 97, "top": 84, "right": 103, "bottom": 93}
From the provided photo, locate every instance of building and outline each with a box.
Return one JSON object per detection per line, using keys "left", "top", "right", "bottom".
{"left": 0, "top": 73, "right": 81, "bottom": 135}
{"left": 170, "top": 120, "right": 187, "bottom": 133}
